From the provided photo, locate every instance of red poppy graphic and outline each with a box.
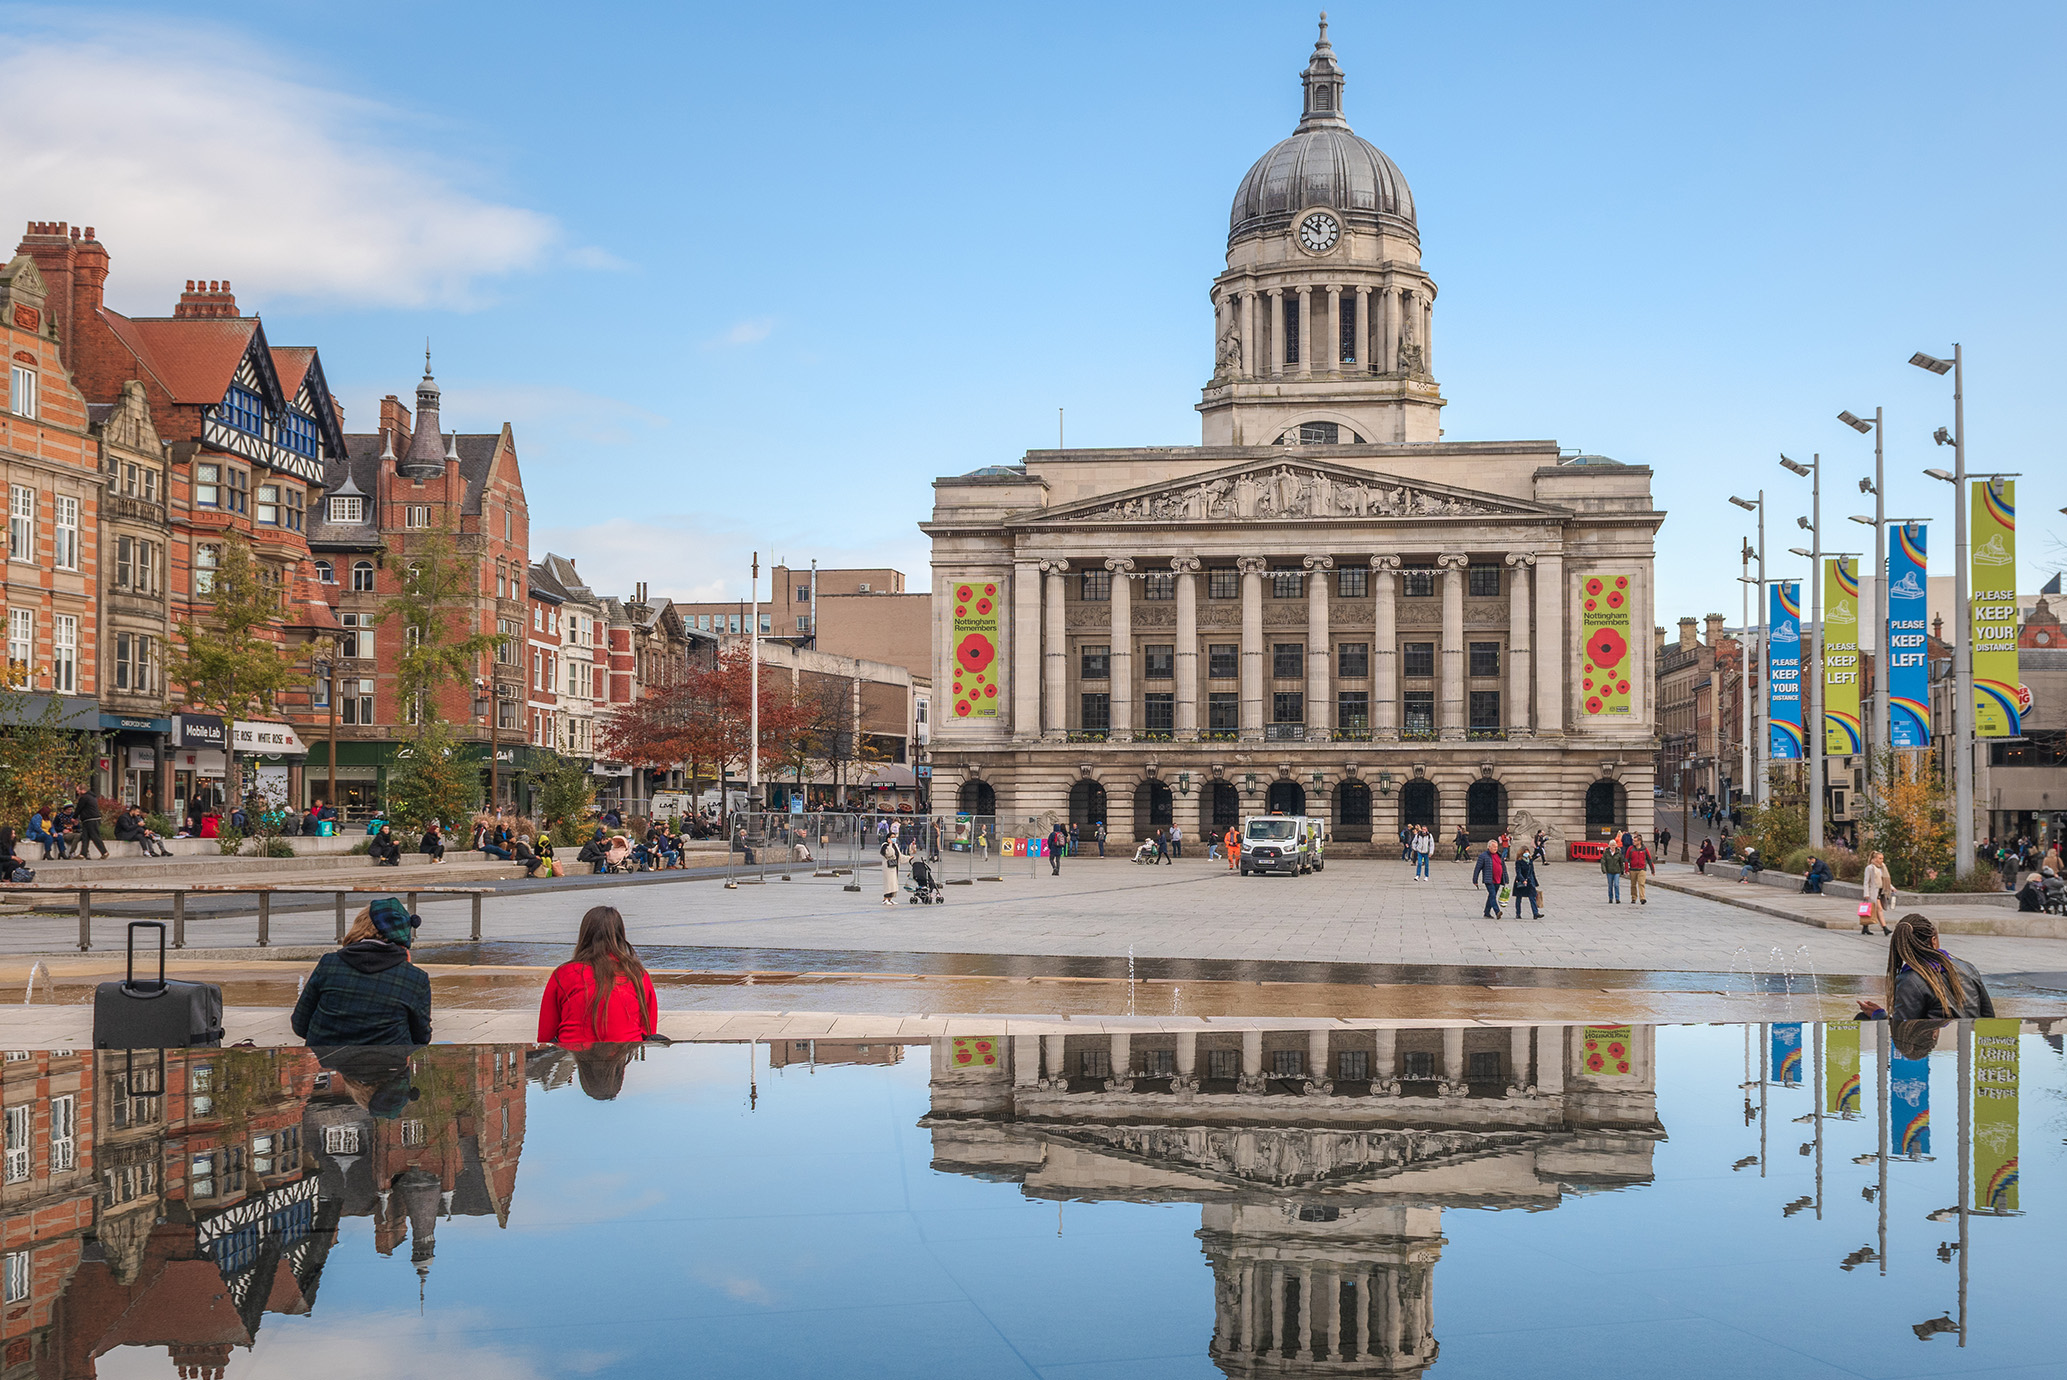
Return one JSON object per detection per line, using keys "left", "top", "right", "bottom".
{"left": 1607, "top": 1041, "right": 1627, "bottom": 1058}
{"left": 1615, "top": 1060, "right": 1630, "bottom": 1073}
{"left": 1584, "top": 598, "right": 1597, "bottom": 611}
{"left": 1586, "top": 628, "right": 1628, "bottom": 669}
{"left": 954, "top": 604, "right": 966, "bottom": 618}
{"left": 955, "top": 699, "right": 972, "bottom": 716}
{"left": 984, "top": 684, "right": 997, "bottom": 698}
{"left": 1614, "top": 575, "right": 1629, "bottom": 590}
{"left": 957, "top": 585, "right": 974, "bottom": 602}
{"left": 975, "top": 597, "right": 993, "bottom": 615}
{"left": 1587, "top": 1053, "right": 1605, "bottom": 1071}
{"left": 1586, "top": 577, "right": 1604, "bottom": 596}
{"left": 984, "top": 583, "right": 997, "bottom": 596}
{"left": 1606, "top": 590, "right": 1624, "bottom": 609}
{"left": 1616, "top": 680, "right": 1629, "bottom": 695}
{"left": 956, "top": 633, "right": 996, "bottom": 674}
{"left": 1584, "top": 1038, "right": 1600, "bottom": 1051}
{"left": 1586, "top": 695, "right": 1605, "bottom": 715}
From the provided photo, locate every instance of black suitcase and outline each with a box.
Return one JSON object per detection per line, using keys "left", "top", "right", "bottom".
{"left": 93, "top": 921, "right": 224, "bottom": 1049}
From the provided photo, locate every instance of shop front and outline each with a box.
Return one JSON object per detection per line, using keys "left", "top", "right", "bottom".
{"left": 232, "top": 720, "right": 309, "bottom": 809}
{"left": 99, "top": 712, "right": 173, "bottom": 810}
{"left": 170, "top": 713, "right": 227, "bottom": 817}
{"left": 303, "top": 739, "right": 389, "bottom": 818}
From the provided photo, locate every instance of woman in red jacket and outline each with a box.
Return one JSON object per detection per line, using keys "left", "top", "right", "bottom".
{"left": 537, "top": 905, "right": 659, "bottom": 1046}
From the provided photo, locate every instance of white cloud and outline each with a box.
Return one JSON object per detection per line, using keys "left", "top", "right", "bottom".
{"left": 0, "top": 13, "right": 561, "bottom": 311}
{"left": 711, "top": 317, "right": 776, "bottom": 347}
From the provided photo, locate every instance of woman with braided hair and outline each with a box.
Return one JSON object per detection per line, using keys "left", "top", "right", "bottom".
{"left": 1856, "top": 915, "right": 1995, "bottom": 1021}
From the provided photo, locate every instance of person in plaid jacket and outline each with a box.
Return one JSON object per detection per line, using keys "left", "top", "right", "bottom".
{"left": 291, "top": 897, "right": 432, "bottom": 1046}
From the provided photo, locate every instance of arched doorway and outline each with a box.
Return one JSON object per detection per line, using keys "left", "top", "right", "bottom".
{"left": 1465, "top": 779, "right": 1507, "bottom": 841}
{"left": 1585, "top": 780, "right": 1626, "bottom": 837}
{"left": 1399, "top": 779, "right": 1438, "bottom": 831}
{"left": 1266, "top": 780, "right": 1305, "bottom": 816}
{"left": 958, "top": 779, "right": 995, "bottom": 816}
{"left": 1201, "top": 780, "right": 1240, "bottom": 837}
{"left": 1133, "top": 779, "right": 1173, "bottom": 839}
{"left": 1334, "top": 780, "right": 1373, "bottom": 842}
{"left": 1069, "top": 779, "right": 1107, "bottom": 828}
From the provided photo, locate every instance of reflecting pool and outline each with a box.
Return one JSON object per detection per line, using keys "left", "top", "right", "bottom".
{"left": 2, "top": 1020, "right": 2061, "bottom": 1378}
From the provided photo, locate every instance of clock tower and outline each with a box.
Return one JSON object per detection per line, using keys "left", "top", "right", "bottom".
{"left": 1197, "top": 15, "right": 1445, "bottom": 447}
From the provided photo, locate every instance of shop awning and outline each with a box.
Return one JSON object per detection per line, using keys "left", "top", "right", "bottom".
{"left": 858, "top": 764, "right": 917, "bottom": 791}
{"left": 232, "top": 720, "right": 307, "bottom": 759}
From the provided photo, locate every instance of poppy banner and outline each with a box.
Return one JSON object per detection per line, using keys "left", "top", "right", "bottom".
{"left": 1824, "top": 558, "right": 1862, "bottom": 755}
{"left": 1581, "top": 1026, "right": 1633, "bottom": 1076}
{"left": 1578, "top": 574, "right": 1633, "bottom": 719}
{"left": 1971, "top": 480, "right": 2021, "bottom": 737}
{"left": 1768, "top": 582, "right": 1803, "bottom": 760}
{"left": 950, "top": 579, "right": 1002, "bottom": 719}
{"left": 1887, "top": 524, "right": 1930, "bottom": 748}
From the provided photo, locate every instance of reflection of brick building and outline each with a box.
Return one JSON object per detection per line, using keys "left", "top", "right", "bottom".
{"left": 764, "top": 1041, "right": 905, "bottom": 1070}
{"left": 0, "top": 1051, "right": 95, "bottom": 1377}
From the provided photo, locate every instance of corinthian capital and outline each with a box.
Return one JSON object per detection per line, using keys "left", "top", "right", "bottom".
{"left": 1369, "top": 553, "right": 1402, "bottom": 572}
{"left": 1302, "top": 554, "right": 1336, "bottom": 573}
{"left": 1235, "top": 556, "right": 1269, "bottom": 576}
{"left": 1169, "top": 556, "right": 1202, "bottom": 574}
{"left": 1104, "top": 556, "right": 1136, "bottom": 575}
{"left": 1436, "top": 552, "right": 1470, "bottom": 571}
{"left": 1038, "top": 557, "right": 1071, "bottom": 575}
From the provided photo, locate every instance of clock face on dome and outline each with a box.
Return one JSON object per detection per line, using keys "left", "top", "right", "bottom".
{"left": 1297, "top": 211, "right": 1341, "bottom": 252}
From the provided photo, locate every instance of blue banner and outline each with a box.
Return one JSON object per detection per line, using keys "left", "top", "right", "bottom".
{"left": 1891, "top": 1048, "right": 1931, "bottom": 1155}
{"left": 1768, "top": 583, "right": 1803, "bottom": 760}
{"left": 1770, "top": 1022, "right": 1803, "bottom": 1086}
{"left": 1887, "top": 523, "right": 1931, "bottom": 748}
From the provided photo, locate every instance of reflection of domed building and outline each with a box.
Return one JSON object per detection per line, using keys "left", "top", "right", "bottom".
{"left": 923, "top": 1022, "right": 1662, "bottom": 1377}
{"left": 927, "top": 19, "right": 1662, "bottom": 850}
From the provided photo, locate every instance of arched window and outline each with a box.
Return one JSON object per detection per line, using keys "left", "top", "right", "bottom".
{"left": 313, "top": 559, "right": 334, "bottom": 583}
{"left": 1200, "top": 780, "right": 1240, "bottom": 834}
{"left": 1068, "top": 779, "right": 1107, "bottom": 827}
{"left": 1133, "top": 780, "right": 1173, "bottom": 837}
{"left": 351, "top": 560, "right": 376, "bottom": 592}
{"left": 958, "top": 780, "right": 995, "bottom": 816}
{"left": 1466, "top": 779, "right": 1507, "bottom": 840}
{"left": 1265, "top": 780, "right": 1305, "bottom": 816}
{"left": 1399, "top": 779, "right": 1438, "bottom": 830}
{"left": 1334, "top": 780, "right": 1373, "bottom": 842}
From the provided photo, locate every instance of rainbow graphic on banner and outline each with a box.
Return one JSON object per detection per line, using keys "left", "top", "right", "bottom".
{"left": 1823, "top": 558, "right": 1863, "bottom": 755}
{"left": 1974, "top": 1018, "right": 2019, "bottom": 1212}
{"left": 1887, "top": 523, "right": 1931, "bottom": 748}
{"left": 1767, "top": 584, "right": 1803, "bottom": 760}
{"left": 1771, "top": 1022, "right": 1803, "bottom": 1086}
{"left": 1971, "top": 480, "right": 2022, "bottom": 737}
{"left": 1891, "top": 1050, "right": 1931, "bottom": 1156}
{"left": 1826, "top": 1022, "right": 1862, "bottom": 1115}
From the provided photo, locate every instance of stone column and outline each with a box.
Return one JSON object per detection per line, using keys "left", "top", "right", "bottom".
{"left": 1304, "top": 555, "right": 1333, "bottom": 741}
{"left": 1042, "top": 559, "right": 1070, "bottom": 740}
{"left": 1373, "top": 1027, "right": 1398, "bottom": 1095}
{"left": 1423, "top": 294, "right": 1434, "bottom": 375}
{"left": 1324, "top": 287, "right": 1342, "bottom": 374}
{"left": 1437, "top": 553, "right": 1468, "bottom": 741}
{"left": 1269, "top": 1266, "right": 1288, "bottom": 1356}
{"left": 1042, "top": 1033, "right": 1067, "bottom": 1087}
{"left": 1372, "top": 555, "right": 1400, "bottom": 741}
{"left": 1242, "top": 291, "right": 1259, "bottom": 380}
{"left": 1296, "top": 1266, "right": 1314, "bottom": 1359}
{"left": 1535, "top": 552, "right": 1565, "bottom": 736}
{"left": 1107, "top": 557, "right": 1134, "bottom": 742}
{"left": 1306, "top": 1026, "right": 1331, "bottom": 1091}
{"left": 1238, "top": 557, "right": 1267, "bottom": 741}
{"left": 1442, "top": 1026, "right": 1465, "bottom": 1096}
{"left": 1013, "top": 558, "right": 1042, "bottom": 739}
{"left": 1354, "top": 285, "right": 1371, "bottom": 372}
{"left": 1173, "top": 557, "right": 1201, "bottom": 740}
{"left": 1508, "top": 1024, "right": 1533, "bottom": 1095}
{"left": 1267, "top": 289, "right": 1287, "bottom": 376}
{"left": 1014, "top": 1035, "right": 1041, "bottom": 1087}
{"left": 1343, "top": 1274, "right": 1364, "bottom": 1358}
{"left": 1380, "top": 285, "right": 1399, "bottom": 374}
{"left": 1107, "top": 1032, "right": 1132, "bottom": 1091}
{"left": 1293, "top": 286, "right": 1312, "bottom": 378}
{"left": 1505, "top": 553, "right": 1535, "bottom": 738}
{"left": 1536, "top": 1025, "right": 1566, "bottom": 1093}
{"left": 1239, "top": 1028, "right": 1264, "bottom": 1093}
{"left": 1316, "top": 1266, "right": 1339, "bottom": 1359}
{"left": 1174, "top": 1030, "right": 1198, "bottom": 1090}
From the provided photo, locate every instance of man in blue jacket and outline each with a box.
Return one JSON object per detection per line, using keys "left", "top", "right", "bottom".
{"left": 1471, "top": 842, "right": 1505, "bottom": 918}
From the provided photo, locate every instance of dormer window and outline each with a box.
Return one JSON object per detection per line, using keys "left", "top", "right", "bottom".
{"left": 278, "top": 410, "right": 320, "bottom": 458}
{"left": 220, "top": 386, "right": 263, "bottom": 435}
{"left": 328, "top": 495, "right": 364, "bottom": 524}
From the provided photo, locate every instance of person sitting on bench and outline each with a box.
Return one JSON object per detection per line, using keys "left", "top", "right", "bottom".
{"left": 1802, "top": 856, "right": 1831, "bottom": 894}
{"left": 368, "top": 824, "right": 403, "bottom": 866}
{"left": 115, "top": 805, "right": 171, "bottom": 857}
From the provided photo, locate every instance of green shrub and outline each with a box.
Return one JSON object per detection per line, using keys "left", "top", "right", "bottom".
{"left": 215, "top": 827, "right": 244, "bottom": 856}
{"left": 347, "top": 839, "right": 371, "bottom": 855}
{"left": 1779, "top": 848, "right": 1811, "bottom": 876}
{"left": 257, "top": 837, "right": 295, "bottom": 859}
{"left": 1912, "top": 865, "right": 2003, "bottom": 894}
{"left": 145, "top": 812, "right": 177, "bottom": 837}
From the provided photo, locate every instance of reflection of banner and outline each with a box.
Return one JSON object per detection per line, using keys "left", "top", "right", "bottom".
{"left": 1891, "top": 1048, "right": 1931, "bottom": 1155}
{"left": 1770, "top": 1023, "right": 1802, "bottom": 1085}
{"left": 1579, "top": 574, "right": 1634, "bottom": 718}
{"left": 1971, "top": 480, "right": 2021, "bottom": 736}
{"left": 1887, "top": 524, "right": 1931, "bottom": 748}
{"left": 1823, "top": 559, "right": 1862, "bottom": 755}
{"left": 1826, "top": 1022, "right": 1861, "bottom": 1114}
{"left": 951, "top": 1037, "right": 1001, "bottom": 1068}
{"left": 1581, "top": 1026, "right": 1633, "bottom": 1075}
{"left": 1768, "top": 584, "right": 1803, "bottom": 759}
{"left": 950, "top": 580, "right": 1002, "bottom": 719}
{"left": 1974, "top": 1019, "right": 2019, "bottom": 1212}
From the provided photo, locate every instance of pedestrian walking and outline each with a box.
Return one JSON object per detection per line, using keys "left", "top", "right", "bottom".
{"left": 879, "top": 833, "right": 902, "bottom": 906}
{"left": 1601, "top": 842, "right": 1625, "bottom": 903}
{"left": 1472, "top": 842, "right": 1505, "bottom": 918}
{"left": 1453, "top": 825, "right": 1470, "bottom": 862}
{"left": 1095, "top": 820, "right": 1107, "bottom": 857}
{"left": 1399, "top": 825, "right": 1412, "bottom": 862}
{"left": 1860, "top": 851, "right": 1894, "bottom": 936}
{"left": 1224, "top": 825, "right": 1240, "bottom": 871}
{"left": 1511, "top": 851, "right": 1542, "bottom": 919}
{"left": 1658, "top": 826, "right": 1672, "bottom": 857}
{"left": 1413, "top": 825, "right": 1433, "bottom": 879}
{"left": 1153, "top": 827, "right": 1171, "bottom": 865}
{"left": 1625, "top": 839, "right": 1650, "bottom": 905}
{"left": 1048, "top": 823, "right": 1066, "bottom": 876}
{"left": 73, "top": 787, "right": 109, "bottom": 860}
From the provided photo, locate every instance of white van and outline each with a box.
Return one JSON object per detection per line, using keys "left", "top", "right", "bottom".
{"left": 1240, "top": 814, "right": 1313, "bottom": 876}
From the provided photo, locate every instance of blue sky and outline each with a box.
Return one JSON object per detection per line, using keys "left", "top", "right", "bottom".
{"left": 4, "top": 1, "right": 2062, "bottom": 619}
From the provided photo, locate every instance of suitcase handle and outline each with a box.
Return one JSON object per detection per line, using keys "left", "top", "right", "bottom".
{"left": 126, "top": 921, "right": 167, "bottom": 994}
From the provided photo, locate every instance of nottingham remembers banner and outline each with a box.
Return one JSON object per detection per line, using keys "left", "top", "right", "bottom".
{"left": 1823, "top": 558, "right": 1862, "bottom": 755}
{"left": 1971, "top": 479, "right": 2022, "bottom": 737}
{"left": 1887, "top": 524, "right": 1931, "bottom": 749}
{"left": 1579, "top": 574, "right": 1633, "bottom": 719}
{"left": 1767, "top": 583, "right": 1803, "bottom": 760}
{"left": 950, "top": 579, "right": 1002, "bottom": 720}
{"left": 1973, "top": 1019, "right": 2020, "bottom": 1213}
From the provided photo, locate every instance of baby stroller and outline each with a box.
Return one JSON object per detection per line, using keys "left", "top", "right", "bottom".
{"left": 905, "top": 857, "right": 945, "bottom": 905}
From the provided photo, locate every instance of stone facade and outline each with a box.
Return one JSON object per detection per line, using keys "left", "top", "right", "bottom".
{"left": 925, "top": 25, "right": 1661, "bottom": 847}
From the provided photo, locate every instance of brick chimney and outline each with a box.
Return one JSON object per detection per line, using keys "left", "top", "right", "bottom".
{"left": 379, "top": 393, "right": 413, "bottom": 452}
{"left": 1704, "top": 613, "right": 1726, "bottom": 646}
{"left": 1677, "top": 616, "right": 1697, "bottom": 648}
{"left": 173, "top": 279, "right": 239, "bottom": 319}
{"left": 1653, "top": 626, "right": 1667, "bottom": 658}
{"left": 15, "top": 221, "right": 80, "bottom": 346}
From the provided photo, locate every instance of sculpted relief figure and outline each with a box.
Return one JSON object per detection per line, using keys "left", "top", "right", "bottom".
{"left": 1084, "top": 468, "right": 1491, "bottom": 521}
{"left": 1216, "top": 327, "right": 1242, "bottom": 375}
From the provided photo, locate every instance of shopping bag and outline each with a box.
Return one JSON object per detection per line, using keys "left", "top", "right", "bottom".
{"left": 1856, "top": 902, "right": 1873, "bottom": 918}
{"left": 1498, "top": 884, "right": 1511, "bottom": 905}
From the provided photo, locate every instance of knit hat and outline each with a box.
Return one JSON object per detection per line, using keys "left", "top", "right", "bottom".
{"left": 368, "top": 896, "right": 420, "bottom": 947}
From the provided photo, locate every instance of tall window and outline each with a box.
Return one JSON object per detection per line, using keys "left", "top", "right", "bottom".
{"left": 52, "top": 495, "right": 77, "bottom": 570}
{"left": 49, "top": 1094, "right": 74, "bottom": 1171}
{"left": 1079, "top": 644, "right": 1109, "bottom": 679}
{"left": 1208, "top": 692, "right": 1239, "bottom": 735}
{"left": 1272, "top": 643, "right": 1303, "bottom": 678}
{"left": 1402, "top": 570, "right": 1435, "bottom": 598}
{"left": 1337, "top": 567, "right": 1367, "bottom": 599}
{"left": 1143, "top": 645, "right": 1174, "bottom": 680}
{"left": 532, "top": 649, "right": 543, "bottom": 690}
{"left": 278, "top": 410, "right": 320, "bottom": 457}
{"left": 7, "top": 486, "right": 32, "bottom": 561}
{"left": 1470, "top": 690, "right": 1502, "bottom": 732}
{"left": 6, "top": 610, "right": 30, "bottom": 672}
{"left": 1143, "top": 692, "right": 1175, "bottom": 733}
{"left": 194, "top": 544, "right": 220, "bottom": 595}
{"left": 219, "top": 385, "right": 263, "bottom": 434}
{"left": 1404, "top": 690, "right": 1436, "bottom": 737}
{"left": 1272, "top": 691, "right": 1304, "bottom": 724}
{"left": 313, "top": 559, "right": 334, "bottom": 583}
{"left": 341, "top": 678, "right": 375, "bottom": 724}
{"left": 194, "top": 463, "right": 220, "bottom": 508}
{"left": 329, "top": 496, "right": 364, "bottom": 524}
{"left": 1078, "top": 570, "right": 1110, "bottom": 602}
{"left": 1467, "top": 564, "right": 1501, "bottom": 597}
{"left": 115, "top": 633, "right": 134, "bottom": 690}
{"left": 7, "top": 365, "right": 35, "bottom": 419}
{"left": 52, "top": 614, "right": 77, "bottom": 691}
{"left": 257, "top": 484, "right": 282, "bottom": 525}
{"left": 1469, "top": 642, "right": 1501, "bottom": 677}
{"left": 338, "top": 612, "right": 367, "bottom": 659}
{"left": 1079, "top": 692, "right": 1110, "bottom": 734}
{"left": 1270, "top": 568, "right": 1303, "bottom": 599}
{"left": 351, "top": 560, "right": 376, "bottom": 592}
{"left": 2, "top": 1104, "right": 28, "bottom": 1182}
{"left": 1207, "top": 644, "right": 1238, "bottom": 679}
{"left": 1340, "top": 296, "right": 1358, "bottom": 364}
{"left": 1337, "top": 690, "right": 1370, "bottom": 733}
{"left": 1282, "top": 293, "right": 1300, "bottom": 364}
{"left": 1141, "top": 571, "right": 1175, "bottom": 601}
{"left": 497, "top": 618, "right": 520, "bottom": 663}
{"left": 1207, "top": 569, "right": 1239, "bottom": 600}
{"left": 225, "top": 467, "right": 249, "bottom": 514}
{"left": 406, "top": 504, "right": 432, "bottom": 528}
{"left": 1402, "top": 642, "right": 1435, "bottom": 678}
{"left": 1337, "top": 642, "right": 1369, "bottom": 677}
{"left": 2, "top": 1250, "right": 26, "bottom": 1305}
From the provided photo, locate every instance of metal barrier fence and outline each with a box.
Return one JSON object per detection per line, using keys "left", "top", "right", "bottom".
{"left": 719, "top": 813, "right": 1006, "bottom": 890}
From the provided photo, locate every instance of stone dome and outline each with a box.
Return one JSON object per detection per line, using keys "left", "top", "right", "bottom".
{"left": 1228, "top": 17, "right": 1417, "bottom": 247}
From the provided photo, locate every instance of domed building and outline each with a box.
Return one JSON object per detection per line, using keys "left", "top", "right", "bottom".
{"left": 924, "top": 20, "right": 1663, "bottom": 850}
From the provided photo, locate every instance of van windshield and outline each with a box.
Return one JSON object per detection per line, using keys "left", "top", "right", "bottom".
{"left": 1244, "top": 820, "right": 1297, "bottom": 841}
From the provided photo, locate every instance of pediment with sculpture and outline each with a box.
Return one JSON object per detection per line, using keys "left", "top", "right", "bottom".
{"left": 1033, "top": 459, "right": 1565, "bottom": 526}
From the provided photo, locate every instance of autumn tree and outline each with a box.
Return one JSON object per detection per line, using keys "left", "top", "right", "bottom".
{"left": 0, "top": 664, "right": 101, "bottom": 830}
{"left": 1858, "top": 749, "right": 1954, "bottom": 888}
{"left": 376, "top": 522, "right": 504, "bottom": 726}
{"left": 598, "top": 646, "right": 807, "bottom": 812}
{"left": 168, "top": 532, "right": 307, "bottom": 806}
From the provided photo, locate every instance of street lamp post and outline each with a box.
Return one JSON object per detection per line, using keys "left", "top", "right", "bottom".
{"left": 1735, "top": 539, "right": 1753, "bottom": 818}
{"left": 1839, "top": 409, "right": 1883, "bottom": 782}
{"left": 1729, "top": 492, "right": 1767, "bottom": 803}
{"left": 1782, "top": 454, "right": 1822, "bottom": 847}
{"left": 1911, "top": 347, "right": 1973, "bottom": 863}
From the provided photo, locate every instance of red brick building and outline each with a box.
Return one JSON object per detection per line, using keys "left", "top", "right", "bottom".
{"left": 0, "top": 1051, "right": 95, "bottom": 1376}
